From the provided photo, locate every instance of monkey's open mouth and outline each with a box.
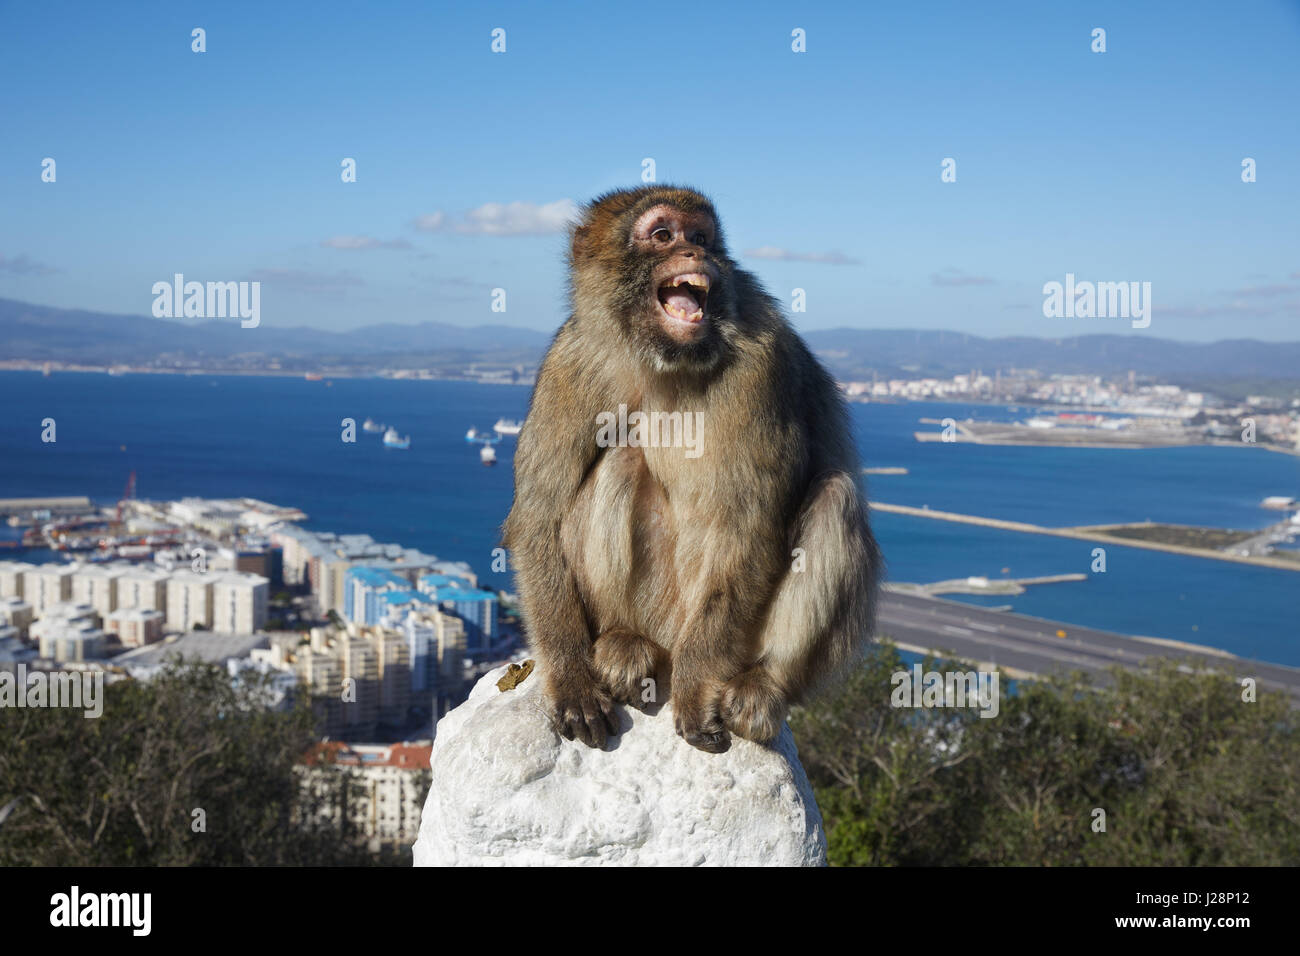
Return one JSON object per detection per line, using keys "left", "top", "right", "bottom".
{"left": 657, "top": 273, "right": 710, "bottom": 323}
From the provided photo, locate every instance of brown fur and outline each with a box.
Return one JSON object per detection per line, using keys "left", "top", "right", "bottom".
{"left": 503, "top": 185, "right": 881, "bottom": 753}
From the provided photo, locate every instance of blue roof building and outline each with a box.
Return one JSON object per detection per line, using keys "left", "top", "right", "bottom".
{"left": 344, "top": 566, "right": 413, "bottom": 626}
{"left": 418, "top": 573, "right": 473, "bottom": 594}
{"left": 430, "top": 585, "right": 498, "bottom": 654}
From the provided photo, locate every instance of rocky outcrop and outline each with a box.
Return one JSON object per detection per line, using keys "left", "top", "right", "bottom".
{"left": 413, "top": 662, "right": 826, "bottom": 866}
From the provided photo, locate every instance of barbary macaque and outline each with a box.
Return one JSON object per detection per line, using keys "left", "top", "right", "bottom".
{"left": 503, "top": 185, "right": 881, "bottom": 753}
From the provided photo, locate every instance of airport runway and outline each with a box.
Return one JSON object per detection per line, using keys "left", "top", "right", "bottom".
{"left": 876, "top": 590, "right": 1300, "bottom": 706}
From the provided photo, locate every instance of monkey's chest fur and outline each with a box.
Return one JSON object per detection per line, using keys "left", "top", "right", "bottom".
{"left": 560, "top": 441, "right": 765, "bottom": 653}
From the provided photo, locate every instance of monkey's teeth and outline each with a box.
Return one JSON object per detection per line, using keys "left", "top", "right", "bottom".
{"left": 664, "top": 303, "right": 704, "bottom": 322}
{"left": 659, "top": 278, "right": 708, "bottom": 323}
{"left": 671, "top": 273, "right": 711, "bottom": 291}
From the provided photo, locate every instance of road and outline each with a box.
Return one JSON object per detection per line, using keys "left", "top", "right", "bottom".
{"left": 876, "top": 590, "right": 1300, "bottom": 707}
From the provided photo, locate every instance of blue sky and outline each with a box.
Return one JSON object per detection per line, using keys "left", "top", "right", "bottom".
{"left": 1, "top": 0, "right": 1298, "bottom": 340}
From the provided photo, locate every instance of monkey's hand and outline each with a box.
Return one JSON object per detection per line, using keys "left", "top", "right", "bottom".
{"left": 671, "top": 676, "right": 731, "bottom": 754}
{"left": 546, "top": 666, "right": 621, "bottom": 749}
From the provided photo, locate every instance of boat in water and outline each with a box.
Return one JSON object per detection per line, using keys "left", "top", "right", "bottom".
{"left": 363, "top": 418, "right": 385, "bottom": 432}
{"left": 480, "top": 443, "right": 497, "bottom": 466}
{"left": 466, "top": 426, "right": 484, "bottom": 442}
{"left": 493, "top": 418, "right": 523, "bottom": 437}
{"left": 383, "top": 427, "right": 411, "bottom": 449}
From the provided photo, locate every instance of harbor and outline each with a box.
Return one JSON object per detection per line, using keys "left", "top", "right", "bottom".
{"left": 2, "top": 374, "right": 1296, "bottom": 666}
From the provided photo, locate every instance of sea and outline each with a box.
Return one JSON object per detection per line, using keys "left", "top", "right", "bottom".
{"left": 1, "top": 371, "right": 1296, "bottom": 666}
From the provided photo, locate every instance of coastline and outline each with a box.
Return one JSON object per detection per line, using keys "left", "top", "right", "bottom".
{"left": 0, "top": 364, "right": 534, "bottom": 386}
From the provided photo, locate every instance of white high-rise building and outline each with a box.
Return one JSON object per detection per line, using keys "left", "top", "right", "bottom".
{"left": 0, "top": 597, "right": 34, "bottom": 637}
{"left": 166, "top": 570, "right": 214, "bottom": 632}
{"left": 31, "top": 602, "right": 104, "bottom": 662}
{"left": 0, "top": 560, "right": 35, "bottom": 599}
{"left": 117, "top": 566, "right": 171, "bottom": 613}
{"left": 72, "top": 563, "right": 130, "bottom": 618}
{"left": 296, "top": 742, "right": 432, "bottom": 849}
{"left": 321, "top": 555, "right": 353, "bottom": 615}
{"left": 38, "top": 624, "right": 105, "bottom": 663}
{"left": 106, "top": 607, "right": 165, "bottom": 648}
{"left": 393, "top": 607, "right": 465, "bottom": 696}
{"left": 211, "top": 571, "right": 269, "bottom": 634}
{"left": 23, "top": 564, "right": 77, "bottom": 616}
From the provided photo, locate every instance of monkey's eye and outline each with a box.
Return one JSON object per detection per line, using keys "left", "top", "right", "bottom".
{"left": 651, "top": 227, "right": 672, "bottom": 242}
{"left": 691, "top": 232, "right": 709, "bottom": 246}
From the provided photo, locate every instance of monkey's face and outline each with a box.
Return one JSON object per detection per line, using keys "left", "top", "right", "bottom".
{"left": 571, "top": 187, "right": 734, "bottom": 372}
{"left": 631, "top": 204, "right": 721, "bottom": 350}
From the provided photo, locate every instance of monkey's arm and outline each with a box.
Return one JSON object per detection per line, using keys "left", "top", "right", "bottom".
{"left": 502, "top": 333, "right": 620, "bottom": 748}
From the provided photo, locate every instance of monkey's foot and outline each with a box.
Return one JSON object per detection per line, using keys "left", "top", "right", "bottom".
{"left": 592, "top": 628, "right": 664, "bottom": 711}
{"left": 720, "top": 667, "right": 786, "bottom": 744}
{"left": 547, "top": 672, "right": 621, "bottom": 749}
{"left": 672, "top": 680, "right": 731, "bottom": 754}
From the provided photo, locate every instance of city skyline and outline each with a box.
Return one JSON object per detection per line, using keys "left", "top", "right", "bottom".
{"left": 2, "top": 1, "right": 1298, "bottom": 341}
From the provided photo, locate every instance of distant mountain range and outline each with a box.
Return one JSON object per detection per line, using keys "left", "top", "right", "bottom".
{"left": 0, "top": 297, "right": 550, "bottom": 361}
{"left": 802, "top": 328, "right": 1300, "bottom": 383}
{"left": 2, "top": 297, "right": 1298, "bottom": 389}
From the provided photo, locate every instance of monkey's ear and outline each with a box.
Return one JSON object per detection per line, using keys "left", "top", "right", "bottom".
{"left": 571, "top": 225, "right": 591, "bottom": 260}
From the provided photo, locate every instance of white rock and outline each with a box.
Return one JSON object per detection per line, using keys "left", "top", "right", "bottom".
{"left": 412, "top": 662, "right": 826, "bottom": 866}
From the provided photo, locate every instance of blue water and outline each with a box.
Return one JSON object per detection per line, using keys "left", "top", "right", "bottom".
{"left": 1, "top": 372, "right": 1296, "bottom": 665}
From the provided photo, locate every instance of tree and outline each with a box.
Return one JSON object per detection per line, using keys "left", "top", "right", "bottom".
{"left": 791, "top": 641, "right": 1300, "bottom": 866}
{"left": 0, "top": 660, "right": 390, "bottom": 865}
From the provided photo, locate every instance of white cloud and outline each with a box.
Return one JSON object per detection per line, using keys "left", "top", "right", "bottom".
{"left": 413, "top": 212, "right": 446, "bottom": 232}
{"left": 413, "top": 200, "right": 577, "bottom": 236}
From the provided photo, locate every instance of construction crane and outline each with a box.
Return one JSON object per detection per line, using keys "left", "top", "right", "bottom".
{"left": 116, "top": 470, "right": 136, "bottom": 524}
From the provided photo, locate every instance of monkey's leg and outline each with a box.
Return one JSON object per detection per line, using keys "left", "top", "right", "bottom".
{"left": 518, "top": 538, "right": 622, "bottom": 749}
{"left": 721, "top": 472, "right": 879, "bottom": 744}
{"left": 592, "top": 628, "right": 665, "bottom": 711}
{"left": 670, "top": 605, "right": 760, "bottom": 754}
{"left": 672, "top": 674, "right": 732, "bottom": 753}
{"left": 719, "top": 665, "right": 787, "bottom": 744}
